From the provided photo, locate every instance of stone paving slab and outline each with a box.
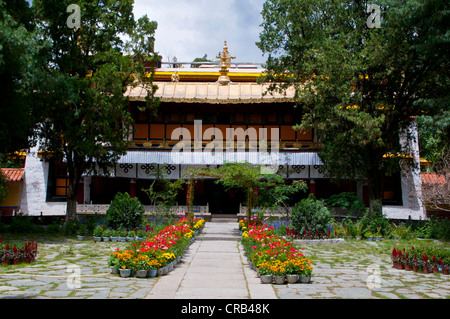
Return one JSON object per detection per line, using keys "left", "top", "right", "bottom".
{"left": 1, "top": 222, "right": 449, "bottom": 299}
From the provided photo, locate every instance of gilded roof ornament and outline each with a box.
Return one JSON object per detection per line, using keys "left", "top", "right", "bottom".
{"left": 216, "top": 41, "right": 235, "bottom": 85}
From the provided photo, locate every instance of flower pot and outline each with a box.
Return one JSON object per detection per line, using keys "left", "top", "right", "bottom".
{"left": 136, "top": 270, "right": 148, "bottom": 278}
{"left": 412, "top": 265, "right": 419, "bottom": 272}
{"left": 157, "top": 268, "right": 164, "bottom": 276}
{"left": 432, "top": 267, "right": 439, "bottom": 274}
{"left": 442, "top": 268, "right": 449, "bottom": 275}
{"left": 110, "top": 237, "right": 118, "bottom": 242}
{"left": 167, "top": 262, "right": 174, "bottom": 272}
{"left": 422, "top": 266, "right": 430, "bottom": 274}
{"left": 260, "top": 275, "right": 273, "bottom": 284}
{"left": 405, "top": 264, "right": 412, "bottom": 271}
{"left": 12, "top": 258, "right": 20, "bottom": 265}
{"left": 286, "top": 274, "right": 299, "bottom": 284}
{"left": 148, "top": 269, "right": 157, "bottom": 278}
{"left": 273, "top": 275, "right": 286, "bottom": 285}
{"left": 162, "top": 265, "right": 169, "bottom": 275}
{"left": 119, "top": 237, "right": 127, "bottom": 242}
{"left": 93, "top": 236, "right": 102, "bottom": 242}
{"left": 1, "top": 260, "right": 8, "bottom": 266}
{"left": 111, "top": 266, "right": 119, "bottom": 274}
{"left": 102, "top": 236, "right": 110, "bottom": 242}
{"left": 119, "top": 268, "right": 131, "bottom": 278}
{"left": 299, "top": 275, "right": 311, "bottom": 283}
{"left": 375, "top": 236, "right": 381, "bottom": 241}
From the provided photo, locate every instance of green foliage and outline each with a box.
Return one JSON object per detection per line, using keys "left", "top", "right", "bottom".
{"left": 257, "top": 0, "right": 450, "bottom": 210}
{"left": 359, "top": 210, "right": 390, "bottom": 237}
{"left": 106, "top": 192, "right": 145, "bottom": 230}
{"left": 8, "top": 215, "right": 36, "bottom": 234}
{"left": 0, "top": 0, "right": 44, "bottom": 154}
{"left": 291, "top": 194, "right": 332, "bottom": 236}
{"left": 32, "top": 0, "right": 160, "bottom": 219}
{"left": 326, "top": 192, "right": 367, "bottom": 216}
{"left": 426, "top": 217, "right": 450, "bottom": 241}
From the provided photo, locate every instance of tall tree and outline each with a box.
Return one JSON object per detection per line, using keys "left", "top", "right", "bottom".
{"left": 0, "top": 0, "right": 43, "bottom": 156}
{"left": 33, "top": 0, "right": 160, "bottom": 220}
{"left": 257, "top": 0, "right": 449, "bottom": 212}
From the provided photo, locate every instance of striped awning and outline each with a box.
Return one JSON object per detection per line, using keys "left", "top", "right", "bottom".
{"left": 117, "top": 151, "right": 323, "bottom": 166}
{"left": 125, "top": 82, "right": 296, "bottom": 104}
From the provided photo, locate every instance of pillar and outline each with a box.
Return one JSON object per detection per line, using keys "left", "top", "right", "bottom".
{"left": 130, "top": 179, "right": 136, "bottom": 198}
{"left": 309, "top": 180, "right": 316, "bottom": 197}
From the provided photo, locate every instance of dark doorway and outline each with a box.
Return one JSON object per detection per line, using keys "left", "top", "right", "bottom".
{"left": 201, "top": 179, "right": 245, "bottom": 215}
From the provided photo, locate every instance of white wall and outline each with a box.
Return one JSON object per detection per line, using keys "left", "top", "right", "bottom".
{"left": 20, "top": 146, "right": 66, "bottom": 216}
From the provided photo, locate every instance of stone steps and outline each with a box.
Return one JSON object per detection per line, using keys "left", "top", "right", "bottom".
{"left": 197, "top": 221, "right": 241, "bottom": 241}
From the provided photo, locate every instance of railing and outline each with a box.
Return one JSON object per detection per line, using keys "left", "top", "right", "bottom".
{"left": 129, "top": 140, "right": 320, "bottom": 151}
{"left": 238, "top": 205, "right": 292, "bottom": 218}
{"left": 77, "top": 204, "right": 211, "bottom": 219}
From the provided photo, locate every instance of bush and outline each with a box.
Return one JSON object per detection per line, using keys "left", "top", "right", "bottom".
{"left": 8, "top": 215, "right": 36, "bottom": 233}
{"left": 291, "top": 194, "right": 332, "bottom": 237}
{"left": 427, "top": 217, "right": 450, "bottom": 241}
{"left": 106, "top": 192, "right": 145, "bottom": 230}
{"left": 326, "top": 192, "right": 367, "bottom": 216}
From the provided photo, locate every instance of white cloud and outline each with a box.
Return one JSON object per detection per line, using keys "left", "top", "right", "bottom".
{"left": 133, "top": 0, "right": 266, "bottom": 64}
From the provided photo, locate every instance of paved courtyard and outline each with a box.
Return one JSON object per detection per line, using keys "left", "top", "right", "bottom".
{"left": 0, "top": 222, "right": 448, "bottom": 299}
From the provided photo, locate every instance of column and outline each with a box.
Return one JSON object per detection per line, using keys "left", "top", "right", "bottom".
{"left": 309, "top": 180, "right": 316, "bottom": 197}
{"left": 130, "top": 179, "right": 136, "bottom": 198}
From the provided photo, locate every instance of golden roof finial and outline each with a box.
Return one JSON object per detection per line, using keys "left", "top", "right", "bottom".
{"left": 216, "top": 41, "right": 236, "bottom": 85}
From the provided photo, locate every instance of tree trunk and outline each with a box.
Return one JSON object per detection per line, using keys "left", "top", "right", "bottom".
{"left": 66, "top": 181, "right": 78, "bottom": 222}
{"left": 368, "top": 169, "right": 383, "bottom": 215}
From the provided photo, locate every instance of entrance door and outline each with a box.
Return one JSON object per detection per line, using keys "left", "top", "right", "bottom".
{"left": 203, "top": 180, "right": 244, "bottom": 215}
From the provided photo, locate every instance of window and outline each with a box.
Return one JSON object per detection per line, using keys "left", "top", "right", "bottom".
{"left": 47, "top": 161, "right": 69, "bottom": 202}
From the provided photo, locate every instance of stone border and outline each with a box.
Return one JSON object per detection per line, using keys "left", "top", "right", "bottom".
{"left": 291, "top": 238, "right": 346, "bottom": 245}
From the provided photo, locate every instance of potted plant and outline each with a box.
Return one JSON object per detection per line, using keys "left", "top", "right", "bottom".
{"left": 119, "top": 229, "right": 128, "bottom": 242}
{"left": 127, "top": 230, "right": 136, "bottom": 242}
{"left": 374, "top": 227, "right": 382, "bottom": 241}
{"left": 108, "top": 251, "right": 120, "bottom": 274}
{"left": 421, "top": 253, "right": 430, "bottom": 273}
{"left": 412, "top": 253, "right": 420, "bottom": 272}
{"left": 136, "top": 229, "right": 146, "bottom": 241}
{"left": 355, "top": 222, "right": 362, "bottom": 240}
{"left": 285, "top": 259, "right": 300, "bottom": 284}
{"left": 257, "top": 262, "right": 273, "bottom": 284}
{"left": 93, "top": 225, "right": 103, "bottom": 242}
{"left": 271, "top": 260, "right": 287, "bottom": 285}
{"left": 442, "top": 257, "right": 449, "bottom": 275}
{"left": 111, "top": 229, "right": 119, "bottom": 242}
{"left": 364, "top": 231, "right": 373, "bottom": 241}
{"left": 299, "top": 266, "right": 312, "bottom": 283}
{"left": 102, "top": 229, "right": 111, "bottom": 242}
{"left": 77, "top": 224, "right": 87, "bottom": 240}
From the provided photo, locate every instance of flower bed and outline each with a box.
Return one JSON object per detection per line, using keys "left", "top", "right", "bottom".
{"left": 240, "top": 219, "right": 313, "bottom": 285}
{"left": 0, "top": 238, "right": 38, "bottom": 266}
{"left": 391, "top": 245, "right": 449, "bottom": 274}
{"left": 108, "top": 217, "right": 205, "bottom": 278}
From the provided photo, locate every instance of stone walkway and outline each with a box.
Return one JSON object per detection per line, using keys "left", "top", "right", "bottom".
{"left": 0, "top": 221, "right": 449, "bottom": 299}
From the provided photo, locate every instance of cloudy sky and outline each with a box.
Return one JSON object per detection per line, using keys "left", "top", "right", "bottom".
{"left": 133, "top": 0, "right": 267, "bottom": 64}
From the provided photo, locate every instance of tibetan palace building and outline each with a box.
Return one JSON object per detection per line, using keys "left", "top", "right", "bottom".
{"left": 16, "top": 43, "right": 425, "bottom": 221}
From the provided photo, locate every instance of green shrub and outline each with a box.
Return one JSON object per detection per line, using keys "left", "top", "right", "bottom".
{"left": 65, "top": 218, "right": 80, "bottom": 236}
{"left": 326, "top": 192, "right": 367, "bottom": 216}
{"left": 106, "top": 192, "right": 145, "bottom": 230}
{"left": 359, "top": 210, "right": 390, "bottom": 237}
{"left": 427, "top": 217, "right": 450, "bottom": 241}
{"left": 46, "top": 222, "right": 61, "bottom": 235}
{"left": 8, "top": 215, "right": 36, "bottom": 233}
{"left": 291, "top": 194, "right": 332, "bottom": 237}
